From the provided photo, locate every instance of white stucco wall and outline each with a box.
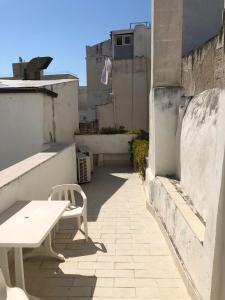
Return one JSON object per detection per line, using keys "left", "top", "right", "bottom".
{"left": 149, "top": 87, "right": 184, "bottom": 177}
{"left": 75, "top": 134, "right": 136, "bottom": 154}
{"left": 0, "top": 79, "right": 79, "bottom": 171}
{"left": 0, "top": 93, "right": 45, "bottom": 171}
{"left": 0, "top": 143, "right": 77, "bottom": 214}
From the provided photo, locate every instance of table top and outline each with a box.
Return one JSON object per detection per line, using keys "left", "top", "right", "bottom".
{"left": 0, "top": 200, "right": 69, "bottom": 247}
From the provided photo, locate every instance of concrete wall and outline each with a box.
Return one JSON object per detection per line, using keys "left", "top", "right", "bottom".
{"left": 112, "top": 57, "right": 149, "bottom": 131}
{"left": 112, "top": 60, "right": 133, "bottom": 129}
{"left": 111, "top": 25, "right": 151, "bottom": 131}
{"left": 182, "top": 24, "right": 225, "bottom": 97}
{"left": 182, "top": 0, "right": 224, "bottom": 55}
{"left": 96, "top": 102, "right": 115, "bottom": 128}
{"left": 0, "top": 143, "right": 77, "bottom": 214}
{"left": 151, "top": 0, "right": 183, "bottom": 87}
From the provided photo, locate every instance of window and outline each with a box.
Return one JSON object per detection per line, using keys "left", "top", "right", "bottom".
{"left": 115, "top": 34, "right": 133, "bottom": 46}
{"left": 116, "top": 36, "right": 123, "bottom": 46}
{"left": 124, "top": 35, "right": 132, "bottom": 45}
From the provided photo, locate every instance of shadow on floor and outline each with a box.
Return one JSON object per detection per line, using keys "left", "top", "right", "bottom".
{"left": 23, "top": 228, "right": 100, "bottom": 299}
{"left": 53, "top": 221, "right": 107, "bottom": 258}
{"left": 81, "top": 166, "right": 131, "bottom": 221}
{"left": 26, "top": 267, "right": 97, "bottom": 299}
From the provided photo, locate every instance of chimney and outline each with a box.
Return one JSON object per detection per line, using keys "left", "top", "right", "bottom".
{"left": 12, "top": 57, "right": 28, "bottom": 79}
{"left": 24, "top": 57, "right": 53, "bottom": 80}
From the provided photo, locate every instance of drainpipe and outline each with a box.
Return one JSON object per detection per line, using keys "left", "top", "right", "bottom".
{"left": 110, "top": 92, "right": 116, "bottom": 127}
{"left": 131, "top": 57, "right": 134, "bottom": 129}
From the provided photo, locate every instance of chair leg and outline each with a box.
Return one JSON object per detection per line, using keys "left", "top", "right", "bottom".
{"left": 52, "top": 228, "right": 55, "bottom": 244}
{"left": 83, "top": 210, "right": 88, "bottom": 241}
{"left": 55, "top": 222, "right": 60, "bottom": 233}
{"left": 77, "top": 216, "right": 81, "bottom": 229}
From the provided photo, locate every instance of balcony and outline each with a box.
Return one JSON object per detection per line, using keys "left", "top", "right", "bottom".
{"left": 15, "top": 164, "right": 191, "bottom": 299}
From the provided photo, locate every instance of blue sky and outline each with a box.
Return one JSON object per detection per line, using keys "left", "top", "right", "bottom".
{"left": 0, "top": 0, "right": 150, "bottom": 85}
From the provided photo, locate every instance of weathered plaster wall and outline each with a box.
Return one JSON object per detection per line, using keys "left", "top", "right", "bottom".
{"left": 147, "top": 88, "right": 225, "bottom": 300}
{"left": 182, "top": 24, "right": 225, "bottom": 96}
{"left": 180, "top": 89, "right": 221, "bottom": 222}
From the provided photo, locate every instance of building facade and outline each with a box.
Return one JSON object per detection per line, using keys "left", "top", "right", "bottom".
{"left": 83, "top": 24, "right": 151, "bottom": 131}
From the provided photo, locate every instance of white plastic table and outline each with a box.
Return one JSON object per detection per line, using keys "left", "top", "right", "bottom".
{"left": 0, "top": 200, "right": 69, "bottom": 300}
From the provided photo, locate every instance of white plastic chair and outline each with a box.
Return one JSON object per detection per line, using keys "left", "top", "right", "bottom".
{"left": 48, "top": 184, "right": 88, "bottom": 240}
{"left": 0, "top": 269, "right": 28, "bottom": 300}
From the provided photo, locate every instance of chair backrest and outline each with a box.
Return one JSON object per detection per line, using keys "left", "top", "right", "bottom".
{"left": 48, "top": 184, "right": 85, "bottom": 207}
{"left": 0, "top": 269, "right": 7, "bottom": 299}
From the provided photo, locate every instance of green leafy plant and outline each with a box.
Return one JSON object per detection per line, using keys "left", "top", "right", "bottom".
{"left": 129, "top": 130, "right": 149, "bottom": 179}
{"left": 127, "top": 129, "right": 141, "bottom": 135}
{"left": 99, "top": 126, "right": 127, "bottom": 134}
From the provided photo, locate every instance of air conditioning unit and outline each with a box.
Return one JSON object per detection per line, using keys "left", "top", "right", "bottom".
{"left": 77, "top": 153, "right": 91, "bottom": 184}
{"left": 77, "top": 146, "right": 94, "bottom": 173}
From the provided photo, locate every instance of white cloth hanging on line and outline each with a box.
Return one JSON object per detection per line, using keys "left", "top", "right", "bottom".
{"left": 101, "top": 58, "right": 112, "bottom": 85}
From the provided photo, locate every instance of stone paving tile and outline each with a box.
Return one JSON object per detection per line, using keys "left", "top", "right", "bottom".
{"left": 23, "top": 166, "right": 191, "bottom": 300}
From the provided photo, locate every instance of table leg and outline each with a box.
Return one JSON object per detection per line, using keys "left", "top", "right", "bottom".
{"left": 14, "top": 248, "right": 41, "bottom": 300}
{"left": 23, "top": 233, "right": 65, "bottom": 262}
{"left": 0, "top": 248, "right": 11, "bottom": 286}
{"left": 43, "top": 233, "right": 65, "bottom": 261}
{"left": 14, "top": 248, "right": 25, "bottom": 289}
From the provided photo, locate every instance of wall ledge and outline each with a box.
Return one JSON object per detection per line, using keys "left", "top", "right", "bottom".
{"left": 158, "top": 176, "right": 205, "bottom": 243}
{"left": 146, "top": 201, "right": 203, "bottom": 300}
{"left": 0, "top": 143, "right": 74, "bottom": 189}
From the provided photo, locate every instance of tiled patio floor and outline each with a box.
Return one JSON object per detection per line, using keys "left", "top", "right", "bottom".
{"left": 24, "top": 166, "right": 191, "bottom": 300}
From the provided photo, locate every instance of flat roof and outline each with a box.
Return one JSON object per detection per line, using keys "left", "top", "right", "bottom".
{"left": 0, "top": 78, "right": 77, "bottom": 89}
{"left": 111, "top": 29, "right": 134, "bottom": 35}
